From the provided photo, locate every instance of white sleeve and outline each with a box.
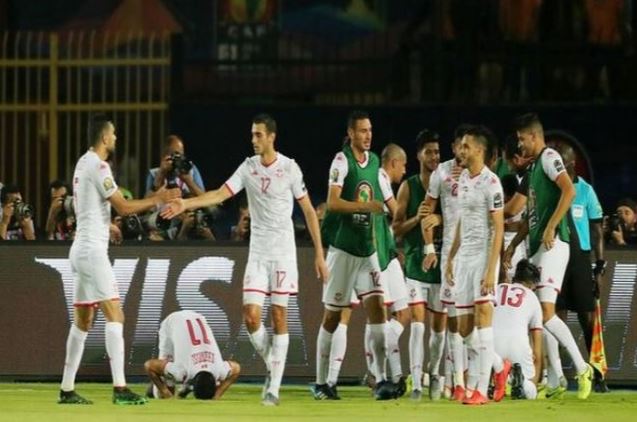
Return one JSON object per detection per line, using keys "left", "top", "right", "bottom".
{"left": 328, "top": 152, "right": 349, "bottom": 187}
{"left": 164, "top": 362, "right": 187, "bottom": 383}
{"left": 427, "top": 167, "right": 442, "bottom": 199}
{"left": 541, "top": 148, "right": 566, "bottom": 182}
{"left": 291, "top": 161, "right": 308, "bottom": 199}
{"left": 487, "top": 176, "right": 504, "bottom": 212}
{"left": 212, "top": 361, "right": 232, "bottom": 383}
{"left": 378, "top": 171, "right": 394, "bottom": 202}
{"left": 157, "top": 320, "right": 173, "bottom": 360}
{"left": 224, "top": 160, "right": 247, "bottom": 195}
{"left": 94, "top": 161, "right": 118, "bottom": 199}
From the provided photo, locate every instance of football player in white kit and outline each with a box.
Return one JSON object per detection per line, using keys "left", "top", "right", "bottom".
{"left": 145, "top": 310, "right": 241, "bottom": 400}
{"left": 421, "top": 125, "right": 467, "bottom": 400}
{"left": 493, "top": 260, "right": 543, "bottom": 400}
{"left": 161, "top": 114, "right": 328, "bottom": 406}
{"left": 58, "top": 115, "right": 179, "bottom": 405}
{"left": 444, "top": 126, "right": 505, "bottom": 405}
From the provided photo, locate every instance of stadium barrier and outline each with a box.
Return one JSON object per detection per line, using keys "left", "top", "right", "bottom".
{"left": 0, "top": 242, "right": 636, "bottom": 384}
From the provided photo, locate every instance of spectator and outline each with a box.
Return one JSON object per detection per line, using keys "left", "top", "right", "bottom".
{"left": 45, "top": 180, "right": 75, "bottom": 240}
{"left": 230, "top": 201, "right": 250, "bottom": 242}
{"left": 610, "top": 198, "right": 637, "bottom": 246}
{"left": 0, "top": 184, "right": 36, "bottom": 240}
{"left": 145, "top": 135, "right": 205, "bottom": 197}
{"left": 176, "top": 209, "right": 216, "bottom": 241}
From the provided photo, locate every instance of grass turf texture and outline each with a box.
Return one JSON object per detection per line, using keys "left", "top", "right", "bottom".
{"left": 1, "top": 383, "right": 636, "bottom": 422}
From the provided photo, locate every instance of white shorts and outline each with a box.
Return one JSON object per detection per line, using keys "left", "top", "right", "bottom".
{"left": 454, "top": 254, "right": 497, "bottom": 314}
{"left": 381, "top": 258, "right": 409, "bottom": 312}
{"left": 529, "top": 238, "right": 569, "bottom": 304}
{"left": 242, "top": 257, "right": 298, "bottom": 307}
{"left": 70, "top": 243, "right": 119, "bottom": 306}
{"left": 406, "top": 278, "right": 446, "bottom": 314}
{"left": 494, "top": 334, "right": 536, "bottom": 381}
{"left": 323, "top": 247, "right": 383, "bottom": 311}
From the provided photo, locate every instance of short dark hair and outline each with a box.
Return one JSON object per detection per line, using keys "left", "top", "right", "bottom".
{"left": 192, "top": 371, "right": 216, "bottom": 400}
{"left": 48, "top": 180, "right": 70, "bottom": 200}
{"left": 513, "top": 259, "right": 541, "bottom": 285}
{"left": 253, "top": 113, "right": 277, "bottom": 134}
{"left": 617, "top": 197, "right": 637, "bottom": 212}
{"left": 514, "top": 112, "right": 543, "bottom": 133}
{"left": 454, "top": 124, "right": 473, "bottom": 141}
{"left": 0, "top": 183, "right": 19, "bottom": 204}
{"left": 88, "top": 114, "right": 112, "bottom": 146}
{"left": 504, "top": 133, "right": 521, "bottom": 158}
{"left": 464, "top": 125, "right": 497, "bottom": 162}
{"left": 415, "top": 129, "right": 440, "bottom": 153}
{"left": 500, "top": 174, "right": 518, "bottom": 198}
{"left": 347, "top": 110, "right": 370, "bottom": 130}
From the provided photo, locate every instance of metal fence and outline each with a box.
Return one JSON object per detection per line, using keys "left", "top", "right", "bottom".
{"left": 0, "top": 31, "right": 171, "bottom": 229}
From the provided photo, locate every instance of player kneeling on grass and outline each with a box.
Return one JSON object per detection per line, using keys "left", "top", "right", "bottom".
{"left": 145, "top": 310, "right": 240, "bottom": 400}
{"left": 493, "top": 259, "right": 543, "bottom": 400}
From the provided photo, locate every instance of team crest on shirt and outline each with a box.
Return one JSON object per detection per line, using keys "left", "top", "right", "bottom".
{"left": 355, "top": 182, "right": 372, "bottom": 203}
{"left": 275, "top": 168, "right": 284, "bottom": 178}
{"left": 554, "top": 159, "right": 564, "bottom": 172}
{"left": 103, "top": 177, "right": 114, "bottom": 191}
{"left": 330, "top": 168, "right": 339, "bottom": 183}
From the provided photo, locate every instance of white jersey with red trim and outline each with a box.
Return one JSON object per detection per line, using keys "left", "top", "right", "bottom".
{"left": 160, "top": 310, "right": 231, "bottom": 384}
{"left": 225, "top": 153, "right": 307, "bottom": 260}
{"left": 493, "top": 283, "right": 543, "bottom": 337}
{"left": 72, "top": 150, "right": 118, "bottom": 246}
{"left": 457, "top": 166, "right": 504, "bottom": 258}
{"left": 378, "top": 167, "right": 395, "bottom": 213}
{"left": 427, "top": 158, "right": 462, "bottom": 254}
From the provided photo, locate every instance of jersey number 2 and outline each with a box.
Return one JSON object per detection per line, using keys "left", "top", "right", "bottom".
{"left": 186, "top": 318, "right": 211, "bottom": 346}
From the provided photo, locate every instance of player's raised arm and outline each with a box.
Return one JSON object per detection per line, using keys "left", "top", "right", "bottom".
{"left": 214, "top": 360, "right": 241, "bottom": 399}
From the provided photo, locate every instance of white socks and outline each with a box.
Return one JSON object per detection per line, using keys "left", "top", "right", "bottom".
{"left": 492, "top": 351, "right": 504, "bottom": 373}
{"left": 386, "top": 319, "right": 405, "bottom": 383}
{"left": 248, "top": 325, "right": 271, "bottom": 370}
{"left": 524, "top": 379, "right": 538, "bottom": 399}
{"left": 544, "top": 329, "right": 564, "bottom": 387}
{"left": 409, "top": 322, "right": 425, "bottom": 391}
{"left": 368, "top": 323, "right": 388, "bottom": 382}
{"left": 477, "top": 327, "right": 494, "bottom": 396}
{"left": 268, "top": 334, "right": 289, "bottom": 397}
{"left": 327, "top": 324, "right": 348, "bottom": 386}
{"left": 105, "top": 322, "right": 126, "bottom": 387}
{"left": 545, "top": 315, "right": 587, "bottom": 373}
{"left": 428, "top": 330, "right": 446, "bottom": 376}
{"left": 364, "top": 324, "right": 374, "bottom": 376}
{"left": 316, "top": 326, "right": 333, "bottom": 385}
{"left": 464, "top": 329, "right": 480, "bottom": 393}
{"left": 60, "top": 325, "right": 88, "bottom": 392}
{"left": 449, "top": 331, "right": 465, "bottom": 388}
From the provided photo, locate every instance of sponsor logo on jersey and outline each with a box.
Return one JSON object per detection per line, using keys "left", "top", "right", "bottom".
{"left": 554, "top": 159, "right": 565, "bottom": 173}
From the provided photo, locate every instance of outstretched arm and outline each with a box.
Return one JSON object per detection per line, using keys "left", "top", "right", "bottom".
{"left": 162, "top": 185, "right": 233, "bottom": 219}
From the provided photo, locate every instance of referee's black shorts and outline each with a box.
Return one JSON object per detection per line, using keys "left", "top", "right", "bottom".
{"left": 556, "top": 246, "right": 595, "bottom": 313}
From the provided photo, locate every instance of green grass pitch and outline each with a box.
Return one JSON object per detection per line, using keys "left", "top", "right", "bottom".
{"left": 1, "top": 383, "right": 636, "bottom": 422}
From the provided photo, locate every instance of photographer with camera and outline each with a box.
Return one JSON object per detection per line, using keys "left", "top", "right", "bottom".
{"left": 45, "top": 180, "right": 75, "bottom": 240}
{"left": 230, "top": 200, "right": 250, "bottom": 241}
{"left": 608, "top": 198, "right": 637, "bottom": 247}
{"left": 176, "top": 208, "right": 217, "bottom": 241}
{"left": 0, "top": 184, "right": 36, "bottom": 240}
{"left": 145, "top": 135, "right": 205, "bottom": 197}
